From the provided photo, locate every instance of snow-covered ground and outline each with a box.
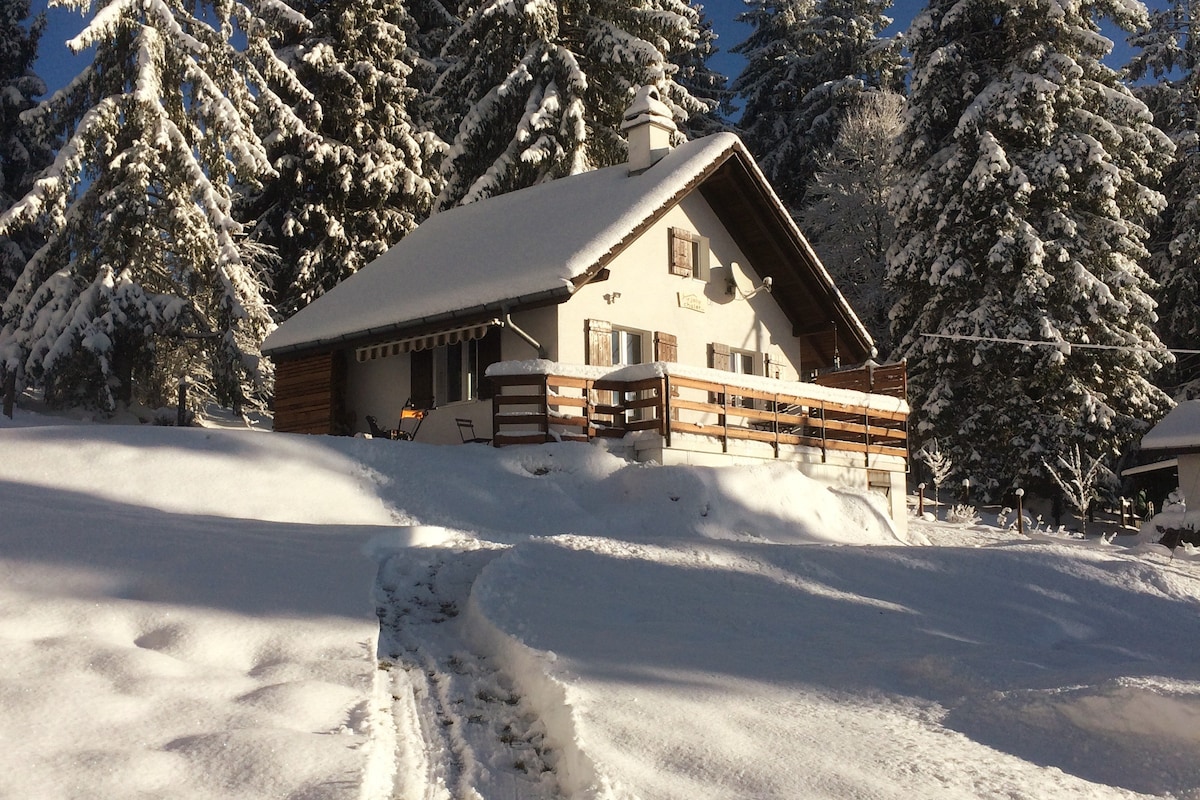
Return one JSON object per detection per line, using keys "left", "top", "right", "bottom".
{"left": 1, "top": 409, "right": 1198, "bottom": 799}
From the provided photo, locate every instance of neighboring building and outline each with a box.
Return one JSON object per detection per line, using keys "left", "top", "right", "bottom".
{"left": 261, "top": 87, "right": 909, "bottom": 528}
{"left": 1137, "top": 400, "right": 1200, "bottom": 528}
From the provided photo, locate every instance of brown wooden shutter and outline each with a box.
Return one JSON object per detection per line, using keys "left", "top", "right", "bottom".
{"left": 708, "top": 342, "right": 730, "bottom": 405}
{"left": 410, "top": 348, "right": 434, "bottom": 409}
{"left": 695, "top": 237, "right": 711, "bottom": 281}
{"left": 477, "top": 327, "right": 502, "bottom": 400}
{"left": 709, "top": 342, "right": 731, "bottom": 371}
{"left": 587, "top": 319, "right": 613, "bottom": 366}
{"left": 669, "top": 228, "right": 693, "bottom": 277}
{"left": 656, "top": 331, "right": 680, "bottom": 408}
{"left": 654, "top": 331, "right": 678, "bottom": 362}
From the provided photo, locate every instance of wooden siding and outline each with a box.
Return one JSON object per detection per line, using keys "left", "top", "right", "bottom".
{"left": 273, "top": 352, "right": 345, "bottom": 435}
{"left": 812, "top": 363, "right": 907, "bottom": 400}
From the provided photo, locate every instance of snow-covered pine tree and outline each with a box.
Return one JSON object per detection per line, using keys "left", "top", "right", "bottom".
{"left": 243, "top": 0, "right": 445, "bottom": 318}
{"left": 0, "top": 0, "right": 53, "bottom": 298}
{"left": 887, "top": 0, "right": 1175, "bottom": 498}
{"left": 1127, "top": 0, "right": 1200, "bottom": 399}
{"left": 432, "top": 0, "right": 713, "bottom": 210}
{"left": 673, "top": 9, "right": 733, "bottom": 139}
{"left": 731, "top": 0, "right": 903, "bottom": 214}
{"left": 406, "top": 0, "right": 459, "bottom": 68}
{"left": 0, "top": 0, "right": 290, "bottom": 415}
{"left": 800, "top": 90, "right": 904, "bottom": 354}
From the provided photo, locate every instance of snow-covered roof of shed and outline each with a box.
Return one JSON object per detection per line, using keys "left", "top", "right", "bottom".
{"left": 1141, "top": 401, "right": 1200, "bottom": 452}
{"left": 261, "top": 134, "right": 745, "bottom": 356}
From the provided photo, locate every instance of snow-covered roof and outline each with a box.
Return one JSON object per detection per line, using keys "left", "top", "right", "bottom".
{"left": 261, "top": 135, "right": 740, "bottom": 355}
{"left": 262, "top": 132, "right": 872, "bottom": 362}
{"left": 1141, "top": 401, "right": 1200, "bottom": 452}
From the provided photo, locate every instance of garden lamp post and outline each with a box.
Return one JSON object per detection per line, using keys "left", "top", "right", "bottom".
{"left": 1016, "top": 488, "right": 1025, "bottom": 536}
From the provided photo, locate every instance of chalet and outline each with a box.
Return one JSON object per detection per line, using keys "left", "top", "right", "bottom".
{"left": 261, "top": 87, "right": 910, "bottom": 528}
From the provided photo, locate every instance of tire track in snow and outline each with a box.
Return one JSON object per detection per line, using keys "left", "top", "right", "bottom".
{"left": 375, "top": 543, "right": 562, "bottom": 800}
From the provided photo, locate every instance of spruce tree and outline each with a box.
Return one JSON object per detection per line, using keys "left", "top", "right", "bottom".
{"left": 801, "top": 90, "right": 904, "bottom": 355}
{"left": 432, "top": 0, "right": 713, "bottom": 210}
{"left": 0, "top": 0, "right": 291, "bottom": 414}
{"left": 673, "top": 9, "right": 733, "bottom": 138}
{"left": 887, "top": 0, "right": 1174, "bottom": 498}
{"left": 1127, "top": 0, "right": 1200, "bottom": 399}
{"left": 244, "top": 0, "right": 445, "bottom": 318}
{"left": 732, "top": 0, "right": 903, "bottom": 214}
{"left": 0, "top": 0, "right": 52, "bottom": 298}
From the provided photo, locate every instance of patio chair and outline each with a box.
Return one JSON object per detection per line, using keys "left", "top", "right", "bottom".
{"left": 366, "top": 399, "right": 432, "bottom": 441}
{"left": 456, "top": 417, "right": 491, "bottom": 444}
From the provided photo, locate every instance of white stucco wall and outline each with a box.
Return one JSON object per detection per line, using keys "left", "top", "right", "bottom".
{"left": 561, "top": 194, "right": 808, "bottom": 379}
{"left": 343, "top": 315, "right": 558, "bottom": 445}
{"left": 1179, "top": 454, "right": 1200, "bottom": 527}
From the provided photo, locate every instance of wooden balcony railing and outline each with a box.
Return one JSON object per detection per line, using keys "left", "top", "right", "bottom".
{"left": 489, "top": 362, "right": 908, "bottom": 467}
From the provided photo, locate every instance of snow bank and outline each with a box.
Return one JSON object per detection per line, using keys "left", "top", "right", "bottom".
{"left": 0, "top": 419, "right": 396, "bottom": 800}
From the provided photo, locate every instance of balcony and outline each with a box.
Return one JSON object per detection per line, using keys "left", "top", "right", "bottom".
{"left": 486, "top": 361, "right": 908, "bottom": 470}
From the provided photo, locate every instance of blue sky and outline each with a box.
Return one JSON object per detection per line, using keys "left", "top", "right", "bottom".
{"left": 30, "top": 0, "right": 1143, "bottom": 99}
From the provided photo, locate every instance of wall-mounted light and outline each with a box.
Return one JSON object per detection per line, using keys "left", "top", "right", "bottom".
{"left": 604, "top": 291, "right": 622, "bottom": 305}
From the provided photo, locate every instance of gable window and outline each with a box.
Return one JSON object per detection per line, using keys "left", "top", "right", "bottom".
{"left": 668, "top": 227, "right": 710, "bottom": 280}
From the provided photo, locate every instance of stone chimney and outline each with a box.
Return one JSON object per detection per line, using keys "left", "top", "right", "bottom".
{"left": 621, "top": 85, "right": 677, "bottom": 173}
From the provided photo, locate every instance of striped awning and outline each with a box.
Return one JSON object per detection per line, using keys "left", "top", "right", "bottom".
{"left": 355, "top": 321, "right": 496, "bottom": 362}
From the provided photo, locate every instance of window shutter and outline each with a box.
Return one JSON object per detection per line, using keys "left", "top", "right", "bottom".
{"left": 654, "top": 331, "right": 678, "bottom": 362}
{"left": 709, "top": 342, "right": 731, "bottom": 372}
{"left": 708, "top": 342, "right": 730, "bottom": 406}
{"left": 410, "top": 348, "right": 434, "bottom": 410}
{"left": 696, "top": 237, "right": 711, "bottom": 281}
{"left": 587, "top": 319, "right": 613, "bottom": 366}
{"left": 669, "top": 228, "right": 693, "bottom": 277}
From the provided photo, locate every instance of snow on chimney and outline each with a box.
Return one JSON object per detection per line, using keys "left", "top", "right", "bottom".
{"left": 622, "top": 85, "right": 677, "bottom": 173}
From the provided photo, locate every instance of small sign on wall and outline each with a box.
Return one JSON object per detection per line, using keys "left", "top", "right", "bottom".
{"left": 678, "top": 292, "right": 707, "bottom": 312}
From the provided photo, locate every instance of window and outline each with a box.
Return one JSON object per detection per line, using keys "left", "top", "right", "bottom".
{"left": 730, "top": 350, "right": 755, "bottom": 377}
{"left": 710, "top": 342, "right": 760, "bottom": 409}
{"left": 434, "top": 339, "right": 478, "bottom": 404}
{"left": 411, "top": 328, "right": 501, "bottom": 408}
{"left": 611, "top": 327, "right": 643, "bottom": 366}
{"left": 587, "top": 320, "right": 649, "bottom": 423}
{"left": 668, "top": 227, "right": 710, "bottom": 280}
{"left": 729, "top": 349, "right": 756, "bottom": 408}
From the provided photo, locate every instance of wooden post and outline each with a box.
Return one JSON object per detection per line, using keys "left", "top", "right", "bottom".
{"left": 819, "top": 400, "right": 828, "bottom": 462}
{"left": 772, "top": 392, "right": 780, "bottom": 458}
{"left": 863, "top": 411, "right": 871, "bottom": 468}
{"left": 661, "top": 376, "right": 671, "bottom": 448}
{"left": 1016, "top": 488, "right": 1026, "bottom": 536}
{"left": 492, "top": 387, "right": 500, "bottom": 447}
{"left": 721, "top": 381, "right": 729, "bottom": 453}
{"left": 541, "top": 375, "right": 550, "bottom": 443}
{"left": 176, "top": 377, "right": 189, "bottom": 427}
{"left": 2, "top": 369, "right": 14, "bottom": 419}
{"left": 917, "top": 483, "right": 925, "bottom": 516}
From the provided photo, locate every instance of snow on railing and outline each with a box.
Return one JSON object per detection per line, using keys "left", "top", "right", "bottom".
{"left": 486, "top": 360, "right": 908, "bottom": 465}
